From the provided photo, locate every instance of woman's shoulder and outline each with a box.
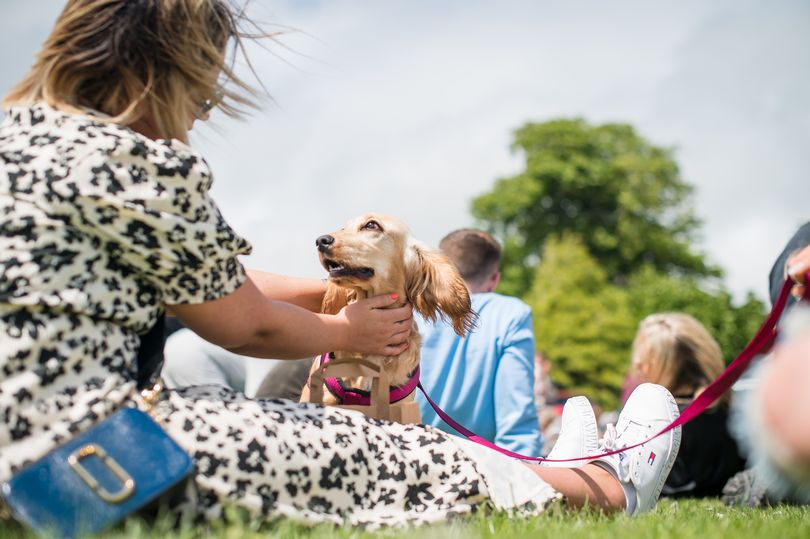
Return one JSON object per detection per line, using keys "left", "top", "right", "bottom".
{"left": 5, "top": 102, "right": 209, "bottom": 175}
{"left": 473, "top": 293, "right": 533, "bottom": 318}
{"left": 6, "top": 103, "right": 214, "bottom": 197}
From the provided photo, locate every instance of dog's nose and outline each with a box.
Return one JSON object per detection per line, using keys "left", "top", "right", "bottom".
{"left": 316, "top": 234, "right": 335, "bottom": 252}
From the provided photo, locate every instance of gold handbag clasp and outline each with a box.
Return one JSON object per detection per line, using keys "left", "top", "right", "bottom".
{"left": 67, "top": 444, "right": 135, "bottom": 504}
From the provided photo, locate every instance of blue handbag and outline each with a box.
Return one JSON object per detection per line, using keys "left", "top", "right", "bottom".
{"left": 1, "top": 405, "right": 193, "bottom": 538}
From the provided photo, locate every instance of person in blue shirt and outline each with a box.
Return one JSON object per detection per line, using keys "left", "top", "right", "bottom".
{"left": 416, "top": 228, "right": 542, "bottom": 455}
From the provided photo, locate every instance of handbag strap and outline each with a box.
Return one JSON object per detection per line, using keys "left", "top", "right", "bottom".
{"left": 135, "top": 313, "right": 166, "bottom": 390}
{"left": 420, "top": 275, "right": 804, "bottom": 463}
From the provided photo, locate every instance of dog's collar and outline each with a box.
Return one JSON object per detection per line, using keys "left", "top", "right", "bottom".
{"left": 318, "top": 352, "right": 419, "bottom": 406}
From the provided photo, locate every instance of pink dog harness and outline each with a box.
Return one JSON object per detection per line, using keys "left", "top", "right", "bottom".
{"left": 319, "top": 352, "right": 420, "bottom": 406}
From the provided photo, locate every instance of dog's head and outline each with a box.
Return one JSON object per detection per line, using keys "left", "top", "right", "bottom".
{"left": 317, "top": 213, "right": 476, "bottom": 336}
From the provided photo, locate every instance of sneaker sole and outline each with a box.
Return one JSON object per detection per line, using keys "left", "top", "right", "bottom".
{"left": 543, "top": 396, "right": 599, "bottom": 466}
{"left": 568, "top": 396, "right": 600, "bottom": 458}
{"left": 638, "top": 385, "right": 682, "bottom": 513}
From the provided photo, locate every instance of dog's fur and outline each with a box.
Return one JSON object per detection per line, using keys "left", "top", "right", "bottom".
{"left": 303, "top": 213, "right": 477, "bottom": 410}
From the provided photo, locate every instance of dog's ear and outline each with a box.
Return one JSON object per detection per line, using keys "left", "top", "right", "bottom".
{"left": 405, "top": 243, "right": 477, "bottom": 336}
{"left": 321, "top": 281, "right": 354, "bottom": 314}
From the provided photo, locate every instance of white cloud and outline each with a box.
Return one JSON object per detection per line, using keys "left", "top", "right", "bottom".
{"left": 2, "top": 0, "right": 808, "bottom": 303}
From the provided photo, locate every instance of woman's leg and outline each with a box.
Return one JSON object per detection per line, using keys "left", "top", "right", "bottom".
{"left": 162, "top": 329, "right": 247, "bottom": 391}
{"left": 154, "top": 386, "right": 541, "bottom": 527}
{"left": 526, "top": 463, "right": 625, "bottom": 511}
{"left": 527, "top": 384, "right": 682, "bottom": 514}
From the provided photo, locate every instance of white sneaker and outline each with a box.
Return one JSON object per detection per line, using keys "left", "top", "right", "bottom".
{"left": 542, "top": 396, "right": 599, "bottom": 467}
{"left": 592, "top": 383, "right": 681, "bottom": 514}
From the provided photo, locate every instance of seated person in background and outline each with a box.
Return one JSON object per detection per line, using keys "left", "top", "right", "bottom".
{"left": 631, "top": 313, "right": 746, "bottom": 497}
{"left": 745, "top": 302, "right": 810, "bottom": 504}
{"left": 416, "top": 229, "right": 542, "bottom": 455}
{"left": 535, "top": 351, "right": 563, "bottom": 455}
{"left": 162, "top": 327, "right": 311, "bottom": 400}
{"left": 723, "top": 240, "right": 810, "bottom": 506}
{"left": 752, "top": 303, "right": 810, "bottom": 502}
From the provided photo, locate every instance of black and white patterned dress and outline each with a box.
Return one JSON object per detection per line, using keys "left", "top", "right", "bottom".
{"left": 0, "top": 103, "right": 557, "bottom": 527}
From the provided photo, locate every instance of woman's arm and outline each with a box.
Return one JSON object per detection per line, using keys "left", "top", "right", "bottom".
{"left": 168, "top": 276, "right": 411, "bottom": 359}
{"left": 246, "top": 270, "right": 326, "bottom": 312}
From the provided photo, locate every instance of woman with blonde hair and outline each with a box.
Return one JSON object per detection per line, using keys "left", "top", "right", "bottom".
{"left": 632, "top": 313, "right": 726, "bottom": 404}
{"left": 630, "top": 313, "right": 746, "bottom": 497}
{"left": 0, "top": 0, "right": 682, "bottom": 530}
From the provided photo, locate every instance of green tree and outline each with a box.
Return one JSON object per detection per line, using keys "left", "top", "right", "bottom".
{"left": 472, "top": 118, "right": 719, "bottom": 297}
{"left": 474, "top": 117, "right": 768, "bottom": 406}
{"left": 525, "top": 243, "right": 766, "bottom": 409}
{"left": 525, "top": 234, "right": 635, "bottom": 409}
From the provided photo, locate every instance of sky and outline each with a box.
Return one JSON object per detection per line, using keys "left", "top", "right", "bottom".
{"left": 1, "top": 0, "right": 808, "bottom": 303}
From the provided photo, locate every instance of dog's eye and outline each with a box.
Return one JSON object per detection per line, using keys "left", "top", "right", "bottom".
{"left": 362, "top": 220, "right": 382, "bottom": 231}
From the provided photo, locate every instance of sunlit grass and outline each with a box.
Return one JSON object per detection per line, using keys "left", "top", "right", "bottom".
{"left": 3, "top": 498, "right": 809, "bottom": 538}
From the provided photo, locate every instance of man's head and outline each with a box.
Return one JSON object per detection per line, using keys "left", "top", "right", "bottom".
{"left": 439, "top": 228, "right": 501, "bottom": 293}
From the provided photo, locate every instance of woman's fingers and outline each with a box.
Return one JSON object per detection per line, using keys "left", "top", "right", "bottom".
{"left": 377, "top": 302, "right": 413, "bottom": 323}
{"left": 787, "top": 246, "right": 810, "bottom": 298}
{"left": 340, "top": 294, "right": 415, "bottom": 356}
{"left": 383, "top": 341, "right": 410, "bottom": 356}
{"left": 388, "top": 327, "right": 411, "bottom": 344}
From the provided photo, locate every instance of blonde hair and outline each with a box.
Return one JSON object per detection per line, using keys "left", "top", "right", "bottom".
{"left": 632, "top": 312, "right": 727, "bottom": 404}
{"left": 4, "top": 0, "right": 269, "bottom": 142}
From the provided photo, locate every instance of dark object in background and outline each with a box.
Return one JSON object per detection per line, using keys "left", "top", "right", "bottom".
{"left": 164, "top": 317, "right": 186, "bottom": 338}
{"left": 722, "top": 469, "right": 772, "bottom": 507}
{"left": 663, "top": 401, "right": 746, "bottom": 498}
{"left": 254, "top": 359, "right": 312, "bottom": 401}
{"left": 768, "top": 221, "right": 810, "bottom": 311}
{"left": 136, "top": 314, "right": 166, "bottom": 390}
{"left": 137, "top": 316, "right": 185, "bottom": 390}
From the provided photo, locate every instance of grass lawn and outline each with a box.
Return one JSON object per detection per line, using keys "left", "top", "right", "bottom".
{"left": 2, "top": 499, "right": 809, "bottom": 538}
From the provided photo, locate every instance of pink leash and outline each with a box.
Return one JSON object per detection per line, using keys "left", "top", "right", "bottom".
{"left": 419, "top": 275, "right": 805, "bottom": 463}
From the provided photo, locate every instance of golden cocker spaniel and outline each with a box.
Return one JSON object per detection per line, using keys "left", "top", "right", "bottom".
{"left": 301, "top": 213, "right": 477, "bottom": 421}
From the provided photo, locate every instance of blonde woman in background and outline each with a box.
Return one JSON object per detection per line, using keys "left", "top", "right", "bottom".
{"left": 630, "top": 313, "right": 746, "bottom": 498}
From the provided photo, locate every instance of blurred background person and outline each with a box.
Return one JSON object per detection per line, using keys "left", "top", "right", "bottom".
{"left": 417, "top": 229, "right": 542, "bottom": 455}
{"left": 630, "top": 312, "right": 746, "bottom": 498}
{"left": 724, "top": 231, "right": 810, "bottom": 507}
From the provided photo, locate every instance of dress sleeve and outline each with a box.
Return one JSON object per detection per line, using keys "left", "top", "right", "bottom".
{"left": 64, "top": 135, "right": 253, "bottom": 304}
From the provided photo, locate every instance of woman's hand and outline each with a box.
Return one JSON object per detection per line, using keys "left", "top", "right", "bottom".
{"left": 787, "top": 245, "right": 810, "bottom": 299}
{"left": 171, "top": 279, "right": 413, "bottom": 360}
{"left": 337, "top": 294, "right": 413, "bottom": 356}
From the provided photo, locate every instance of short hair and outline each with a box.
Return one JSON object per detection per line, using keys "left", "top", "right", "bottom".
{"left": 439, "top": 228, "right": 501, "bottom": 286}
{"left": 4, "top": 0, "right": 268, "bottom": 142}
{"left": 632, "top": 312, "right": 727, "bottom": 404}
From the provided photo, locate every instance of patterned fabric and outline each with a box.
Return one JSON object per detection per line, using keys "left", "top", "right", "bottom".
{"left": 0, "top": 103, "right": 250, "bottom": 481}
{"left": 155, "top": 386, "right": 490, "bottom": 527}
{"left": 0, "top": 103, "right": 555, "bottom": 526}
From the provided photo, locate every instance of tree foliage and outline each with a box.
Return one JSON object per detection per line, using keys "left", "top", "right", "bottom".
{"left": 474, "top": 118, "right": 767, "bottom": 408}
{"left": 525, "top": 235, "right": 635, "bottom": 409}
{"left": 524, "top": 240, "right": 766, "bottom": 409}
{"left": 472, "top": 118, "right": 719, "bottom": 297}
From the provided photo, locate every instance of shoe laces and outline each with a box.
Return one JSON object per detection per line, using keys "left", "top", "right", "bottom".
{"left": 602, "top": 423, "right": 618, "bottom": 451}
{"left": 599, "top": 423, "right": 631, "bottom": 482}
